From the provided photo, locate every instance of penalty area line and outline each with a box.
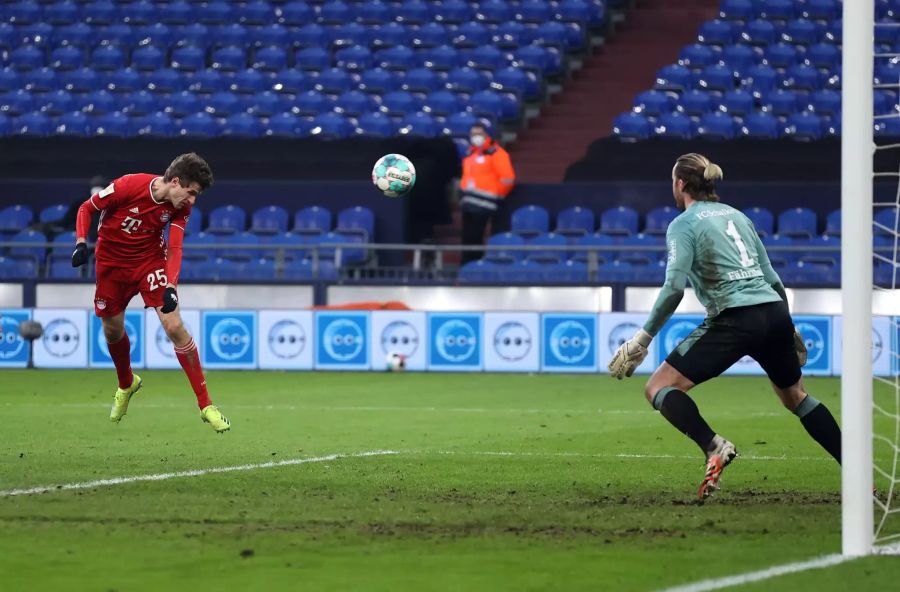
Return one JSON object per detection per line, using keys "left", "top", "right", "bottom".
{"left": 0, "top": 450, "right": 398, "bottom": 498}
{"left": 654, "top": 553, "right": 856, "bottom": 592}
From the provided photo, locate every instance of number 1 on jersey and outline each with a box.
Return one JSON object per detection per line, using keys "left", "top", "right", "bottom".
{"left": 725, "top": 220, "right": 754, "bottom": 268}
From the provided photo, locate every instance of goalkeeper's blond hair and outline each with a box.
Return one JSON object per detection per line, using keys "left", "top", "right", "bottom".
{"left": 674, "top": 153, "right": 723, "bottom": 202}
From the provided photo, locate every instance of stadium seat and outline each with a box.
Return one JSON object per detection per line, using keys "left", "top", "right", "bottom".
{"left": 311, "top": 112, "right": 354, "bottom": 139}
{"left": 778, "top": 207, "right": 817, "bottom": 239}
{"left": 379, "top": 90, "right": 421, "bottom": 117}
{"left": 0, "top": 255, "right": 38, "bottom": 280}
{"left": 485, "top": 232, "right": 526, "bottom": 263}
{"left": 246, "top": 91, "right": 285, "bottom": 117}
{"left": 10, "top": 45, "right": 44, "bottom": 71}
{"left": 355, "top": 111, "right": 397, "bottom": 137}
{"left": 206, "top": 205, "right": 247, "bottom": 235}
{"left": 654, "top": 64, "right": 692, "bottom": 92}
{"left": 678, "top": 89, "right": 714, "bottom": 116}
{"left": 785, "top": 111, "right": 825, "bottom": 141}
{"left": 806, "top": 43, "right": 840, "bottom": 70}
{"left": 469, "top": 90, "right": 506, "bottom": 122}
{"left": 80, "top": 90, "right": 117, "bottom": 115}
{"left": 695, "top": 64, "right": 735, "bottom": 92}
{"left": 720, "top": 89, "right": 755, "bottom": 116}
{"left": 762, "top": 89, "right": 800, "bottom": 116}
{"left": 698, "top": 19, "right": 736, "bottom": 47}
{"left": 444, "top": 111, "right": 480, "bottom": 137}
{"left": 294, "top": 90, "right": 331, "bottom": 116}
{"left": 399, "top": 112, "right": 441, "bottom": 138}
{"left": 644, "top": 207, "right": 678, "bottom": 235}
{"left": 721, "top": 43, "right": 758, "bottom": 73}
{"left": 555, "top": 206, "right": 595, "bottom": 238}
{"left": 599, "top": 206, "right": 639, "bottom": 237}
{"left": 572, "top": 233, "right": 616, "bottom": 264}
{"left": 50, "top": 45, "right": 85, "bottom": 71}
{"left": 314, "top": 68, "right": 355, "bottom": 94}
{"left": 9, "top": 229, "right": 47, "bottom": 263}
{"left": 511, "top": 206, "right": 551, "bottom": 239}
{"left": 182, "top": 231, "right": 219, "bottom": 262}
{"left": 764, "top": 43, "right": 800, "bottom": 70}
{"left": 134, "top": 111, "right": 176, "bottom": 137}
{"left": 874, "top": 208, "right": 898, "bottom": 236}
{"left": 781, "top": 64, "right": 821, "bottom": 91}
{"left": 56, "top": 111, "right": 91, "bottom": 136}
{"left": 336, "top": 206, "right": 375, "bottom": 241}
{"left": 14, "top": 111, "right": 52, "bottom": 136}
{"left": 222, "top": 113, "right": 263, "bottom": 138}
{"left": 678, "top": 44, "right": 717, "bottom": 70}
{"left": 654, "top": 112, "right": 694, "bottom": 139}
{"left": 47, "top": 254, "right": 83, "bottom": 279}
{"left": 782, "top": 18, "right": 820, "bottom": 45}
{"left": 719, "top": 0, "right": 754, "bottom": 22}
{"left": 458, "top": 259, "right": 499, "bottom": 282}
{"left": 616, "top": 234, "right": 665, "bottom": 266}
{"left": 370, "top": 22, "right": 409, "bottom": 50}
{"left": 823, "top": 209, "right": 841, "bottom": 237}
{"left": 526, "top": 232, "right": 568, "bottom": 264}
{"left": 293, "top": 206, "right": 332, "bottom": 236}
{"left": 743, "top": 207, "right": 775, "bottom": 237}
{"left": 696, "top": 112, "right": 737, "bottom": 140}
{"left": 742, "top": 64, "right": 778, "bottom": 98}
{"left": 446, "top": 67, "right": 491, "bottom": 93}
{"left": 742, "top": 19, "right": 778, "bottom": 46}
{"left": 740, "top": 111, "right": 780, "bottom": 138}
{"left": 335, "top": 45, "right": 374, "bottom": 72}
{"left": 291, "top": 23, "right": 329, "bottom": 50}
{"left": 216, "top": 232, "right": 260, "bottom": 261}
{"left": 375, "top": 45, "right": 417, "bottom": 72}
{"left": 809, "top": 89, "right": 841, "bottom": 117}
{"left": 612, "top": 112, "right": 651, "bottom": 141}
{"left": 39, "top": 204, "right": 68, "bottom": 226}
{"left": 0, "top": 205, "right": 34, "bottom": 235}
{"left": 633, "top": 90, "right": 675, "bottom": 117}
{"left": 266, "top": 112, "right": 312, "bottom": 137}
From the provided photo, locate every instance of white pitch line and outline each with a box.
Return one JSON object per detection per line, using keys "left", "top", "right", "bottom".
{"left": 0, "top": 450, "right": 397, "bottom": 498}
{"left": 423, "top": 450, "right": 832, "bottom": 462}
{"left": 654, "top": 553, "right": 854, "bottom": 592}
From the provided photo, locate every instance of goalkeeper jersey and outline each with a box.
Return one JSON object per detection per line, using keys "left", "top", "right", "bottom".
{"left": 662, "top": 201, "right": 783, "bottom": 319}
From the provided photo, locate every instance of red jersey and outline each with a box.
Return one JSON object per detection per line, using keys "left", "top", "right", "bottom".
{"left": 76, "top": 173, "right": 190, "bottom": 285}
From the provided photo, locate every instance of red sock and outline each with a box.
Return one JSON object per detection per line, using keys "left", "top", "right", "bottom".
{"left": 107, "top": 334, "right": 133, "bottom": 389}
{"left": 175, "top": 337, "right": 212, "bottom": 409}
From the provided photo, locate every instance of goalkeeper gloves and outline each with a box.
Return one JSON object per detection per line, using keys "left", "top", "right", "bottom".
{"left": 794, "top": 328, "right": 808, "bottom": 367}
{"left": 161, "top": 286, "right": 178, "bottom": 314}
{"left": 71, "top": 242, "right": 88, "bottom": 267}
{"left": 608, "top": 329, "right": 653, "bottom": 380}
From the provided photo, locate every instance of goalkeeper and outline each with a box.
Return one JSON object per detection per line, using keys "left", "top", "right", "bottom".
{"left": 608, "top": 153, "right": 842, "bottom": 499}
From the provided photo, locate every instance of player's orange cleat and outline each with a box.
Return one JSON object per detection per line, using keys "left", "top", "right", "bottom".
{"left": 698, "top": 437, "right": 737, "bottom": 499}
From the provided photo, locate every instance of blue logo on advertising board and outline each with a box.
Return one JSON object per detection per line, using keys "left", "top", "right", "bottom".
{"left": 794, "top": 316, "right": 831, "bottom": 374}
{"left": 493, "top": 321, "right": 532, "bottom": 362}
{"left": 316, "top": 312, "right": 369, "bottom": 368}
{"left": 90, "top": 311, "right": 144, "bottom": 367}
{"left": 428, "top": 313, "right": 481, "bottom": 369}
{"left": 380, "top": 320, "right": 420, "bottom": 358}
{"left": 267, "top": 319, "right": 307, "bottom": 360}
{"left": 542, "top": 314, "right": 596, "bottom": 371}
{"left": 203, "top": 311, "right": 256, "bottom": 368}
{"left": 656, "top": 315, "right": 704, "bottom": 364}
{"left": 0, "top": 309, "right": 31, "bottom": 367}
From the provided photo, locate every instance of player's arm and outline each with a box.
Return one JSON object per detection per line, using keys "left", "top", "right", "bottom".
{"left": 72, "top": 182, "right": 118, "bottom": 267}
{"left": 609, "top": 221, "right": 693, "bottom": 379}
{"left": 160, "top": 214, "right": 188, "bottom": 314}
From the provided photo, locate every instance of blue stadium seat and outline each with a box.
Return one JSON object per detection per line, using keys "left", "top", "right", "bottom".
{"left": 334, "top": 45, "right": 374, "bottom": 72}
{"left": 144, "top": 68, "right": 183, "bottom": 94}
{"left": 719, "top": 0, "right": 754, "bottom": 22}
{"left": 47, "top": 254, "right": 83, "bottom": 279}
{"left": 741, "top": 64, "right": 778, "bottom": 98}
{"left": 446, "top": 67, "right": 491, "bottom": 93}
{"left": 171, "top": 46, "right": 206, "bottom": 72}
{"left": 720, "top": 89, "right": 755, "bottom": 116}
{"left": 785, "top": 111, "right": 824, "bottom": 141}
{"left": 781, "top": 64, "right": 821, "bottom": 91}
{"left": 762, "top": 88, "right": 800, "bottom": 116}
{"left": 56, "top": 111, "right": 90, "bottom": 136}
{"left": 678, "top": 44, "right": 717, "bottom": 70}
{"left": 469, "top": 90, "right": 505, "bottom": 121}
{"left": 465, "top": 44, "right": 508, "bottom": 71}
{"left": 678, "top": 89, "right": 714, "bottom": 116}
{"left": 824, "top": 209, "right": 841, "bottom": 237}
{"left": 485, "top": 232, "right": 525, "bottom": 263}
{"left": 809, "top": 89, "right": 841, "bottom": 117}
{"left": 319, "top": 0, "right": 352, "bottom": 25}
{"left": 311, "top": 112, "right": 354, "bottom": 139}
{"left": 419, "top": 44, "right": 462, "bottom": 71}
{"left": 140, "top": 22, "right": 178, "bottom": 49}
{"left": 741, "top": 19, "right": 778, "bottom": 46}
{"left": 423, "top": 90, "right": 462, "bottom": 117}
{"left": 782, "top": 18, "right": 819, "bottom": 45}
{"left": 493, "top": 66, "right": 537, "bottom": 101}
{"left": 763, "top": 43, "right": 799, "bottom": 70}
{"left": 399, "top": 112, "right": 441, "bottom": 137}
{"left": 186, "top": 69, "right": 226, "bottom": 95}
{"left": 444, "top": 111, "right": 480, "bottom": 137}
{"left": 293, "top": 206, "right": 332, "bottom": 236}
{"left": 208, "top": 91, "right": 246, "bottom": 117}
{"left": 90, "top": 111, "right": 133, "bottom": 138}
{"left": 253, "top": 23, "right": 290, "bottom": 48}
{"left": 258, "top": 232, "right": 308, "bottom": 261}
{"left": 777, "top": 207, "right": 817, "bottom": 239}
{"left": 511, "top": 205, "right": 550, "bottom": 238}
{"left": 526, "top": 232, "right": 568, "bottom": 264}
{"left": 336, "top": 206, "right": 375, "bottom": 241}
{"left": 596, "top": 260, "right": 635, "bottom": 283}
{"left": 229, "top": 68, "right": 269, "bottom": 95}
{"left": 760, "top": 0, "right": 797, "bottom": 21}
{"left": 618, "top": 233, "right": 665, "bottom": 266}
{"left": 0, "top": 113, "right": 10, "bottom": 136}
{"left": 131, "top": 45, "right": 166, "bottom": 72}
{"left": 0, "top": 69, "right": 22, "bottom": 95}
{"left": 644, "top": 207, "right": 678, "bottom": 235}
{"left": 105, "top": 67, "right": 141, "bottom": 94}
{"left": 721, "top": 43, "right": 758, "bottom": 73}
{"left": 266, "top": 112, "right": 312, "bottom": 137}
{"left": 740, "top": 111, "right": 780, "bottom": 138}
{"left": 50, "top": 45, "right": 85, "bottom": 71}
{"left": 294, "top": 90, "right": 331, "bottom": 116}
{"left": 458, "top": 259, "right": 498, "bottom": 282}
{"left": 0, "top": 256, "right": 38, "bottom": 280}
{"left": 600, "top": 206, "right": 639, "bottom": 237}
{"left": 45, "top": 1, "right": 80, "bottom": 26}
{"left": 654, "top": 64, "right": 692, "bottom": 91}
{"left": 356, "top": 67, "right": 397, "bottom": 94}
{"left": 0, "top": 205, "right": 34, "bottom": 235}
{"left": 184, "top": 207, "right": 202, "bottom": 236}
{"left": 633, "top": 90, "right": 675, "bottom": 117}
{"left": 250, "top": 206, "right": 288, "bottom": 234}
{"left": 612, "top": 112, "right": 651, "bottom": 141}
{"left": 252, "top": 46, "right": 289, "bottom": 73}
{"left": 7, "top": 1, "right": 42, "bottom": 26}
{"left": 874, "top": 208, "right": 898, "bottom": 237}
{"left": 38, "top": 89, "right": 74, "bottom": 116}
{"left": 434, "top": 0, "right": 473, "bottom": 25}
{"left": 210, "top": 46, "right": 246, "bottom": 72}
{"left": 373, "top": 45, "right": 415, "bottom": 72}
{"left": 22, "top": 68, "right": 57, "bottom": 95}
{"left": 806, "top": 42, "right": 840, "bottom": 70}
{"left": 759, "top": 234, "right": 794, "bottom": 267}
{"left": 182, "top": 231, "right": 219, "bottom": 262}
{"left": 207, "top": 205, "right": 247, "bottom": 235}
{"left": 9, "top": 229, "right": 47, "bottom": 262}
{"left": 312, "top": 232, "right": 366, "bottom": 265}
{"left": 695, "top": 64, "right": 735, "bottom": 92}
{"left": 513, "top": 44, "right": 559, "bottom": 77}
{"left": 222, "top": 113, "right": 263, "bottom": 138}
{"left": 216, "top": 232, "right": 262, "bottom": 262}
{"left": 572, "top": 233, "right": 616, "bottom": 264}
{"left": 379, "top": 90, "right": 420, "bottom": 117}
{"left": 493, "top": 21, "right": 532, "bottom": 49}
{"left": 654, "top": 112, "right": 694, "bottom": 139}
{"left": 79, "top": 90, "right": 117, "bottom": 115}
{"left": 328, "top": 22, "right": 371, "bottom": 49}
{"left": 14, "top": 111, "right": 52, "bottom": 136}
{"left": 10, "top": 45, "right": 44, "bottom": 71}
{"left": 239, "top": 0, "right": 275, "bottom": 26}
{"left": 1, "top": 90, "right": 34, "bottom": 118}
{"left": 135, "top": 111, "right": 176, "bottom": 137}
{"left": 332, "top": 90, "right": 373, "bottom": 117}
{"left": 698, "top": 19, "right": 736, "bottom": 46}
{"left": 163, "top": 90, "right": 196, "bottom": 118}
{"left": 400, "top": 67, "right": 440, "bottom": 94}
{"left": 743, "top": 207, "right": 775, "bottom": 237}
{"left": 355, "top": 111, "right": 396, "bottom": 137}
{"left": 804, "top": 0, "right": 840, "bottom": 21}
{"left": 555, "top": 206, "right": 595, "bottom": 238}
{"left": 39, "top": 204, "right": 68, "bottom": 226}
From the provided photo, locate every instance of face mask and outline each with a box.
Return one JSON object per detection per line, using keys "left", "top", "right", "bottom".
{"left": 470, "top": 134, "right": 486, "bottom": 147}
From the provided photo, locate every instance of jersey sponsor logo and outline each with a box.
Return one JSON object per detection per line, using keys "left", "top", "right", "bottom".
{"left": 726, "top": 267, "right": 764, "bottom": 281}
{"left": 129, "top": 207, "right": 140, "bottom": 214}
{"left": 121, "top": 216, "right": 142, "bottom": 234}
{"left": 667, "top": 239, "right": 677, "bottom": 264}
{"left": 98, "top": 183, "right": 115, "bottom": 198}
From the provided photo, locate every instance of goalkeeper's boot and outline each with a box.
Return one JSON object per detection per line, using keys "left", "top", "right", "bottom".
{"left": 110, "top": 373, "right": 142, "bottom": 423}
{"left": 698, "top": 435, "right": 737, "bottom": 499}
{"left": 200, "top": 405, "right": 231, "bottom": 433}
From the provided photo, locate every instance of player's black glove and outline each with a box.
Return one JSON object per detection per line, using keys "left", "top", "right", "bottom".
{"left": 71, "top": 242, "right": 88, "bottom": 267}
{"left": 161, "top": 286, "right": 178, "bottom": 314}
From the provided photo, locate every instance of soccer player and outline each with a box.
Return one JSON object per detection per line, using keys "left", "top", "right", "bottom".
{"left": 71, "top": 153, "right": 231, "bottom": 433}
{"left": 608, "top": 153, "right": 841, "bottom": 498}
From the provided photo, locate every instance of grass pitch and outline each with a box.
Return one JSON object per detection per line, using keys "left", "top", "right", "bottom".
{"left": 0, "top": 370, "right": 897, "bottom": 591}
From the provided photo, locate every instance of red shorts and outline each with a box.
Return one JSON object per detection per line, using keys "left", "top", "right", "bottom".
{"left": 94, "top": 258, "right": 169, "bottom": 317}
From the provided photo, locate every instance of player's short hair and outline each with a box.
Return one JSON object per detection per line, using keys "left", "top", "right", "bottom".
{"left": 164, "top": 153, "right": 214, "bottom": 192}
{"left": 674, "top": 153, "right": 723, "bottom": 202}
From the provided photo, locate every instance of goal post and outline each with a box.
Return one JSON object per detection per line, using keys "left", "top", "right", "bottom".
{"left": 841, "top": 0, "right": 874, "bottom": 557}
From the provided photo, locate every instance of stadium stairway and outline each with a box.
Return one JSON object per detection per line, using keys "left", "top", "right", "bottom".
{"left": 507, "top": 0, "right": 721, "bottom": 182}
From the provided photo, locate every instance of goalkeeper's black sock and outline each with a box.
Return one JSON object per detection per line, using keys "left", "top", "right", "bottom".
{"left": 794, "top": 394, "right": 842, "bottom": 464}
{"left": 652, "top": 387, "right": 716, "bottom": 453}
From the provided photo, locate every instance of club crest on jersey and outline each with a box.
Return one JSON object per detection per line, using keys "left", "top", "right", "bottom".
{"left": 160, "top": 211, "right": 171, "bottom": 223}
{"left": 95, "top": 298, "right": 107, "bottom": 310}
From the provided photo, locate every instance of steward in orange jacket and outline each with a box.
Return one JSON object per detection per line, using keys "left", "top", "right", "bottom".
{"left": 459, "top": 124, "right": 516, "bottom": 265}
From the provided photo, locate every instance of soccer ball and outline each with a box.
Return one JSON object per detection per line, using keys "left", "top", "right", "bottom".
{"left": 385, "top": 351, "right": 406, "bottom": 372}
{"left": 372, "top": 154, "right": 416, "bottom": 197}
